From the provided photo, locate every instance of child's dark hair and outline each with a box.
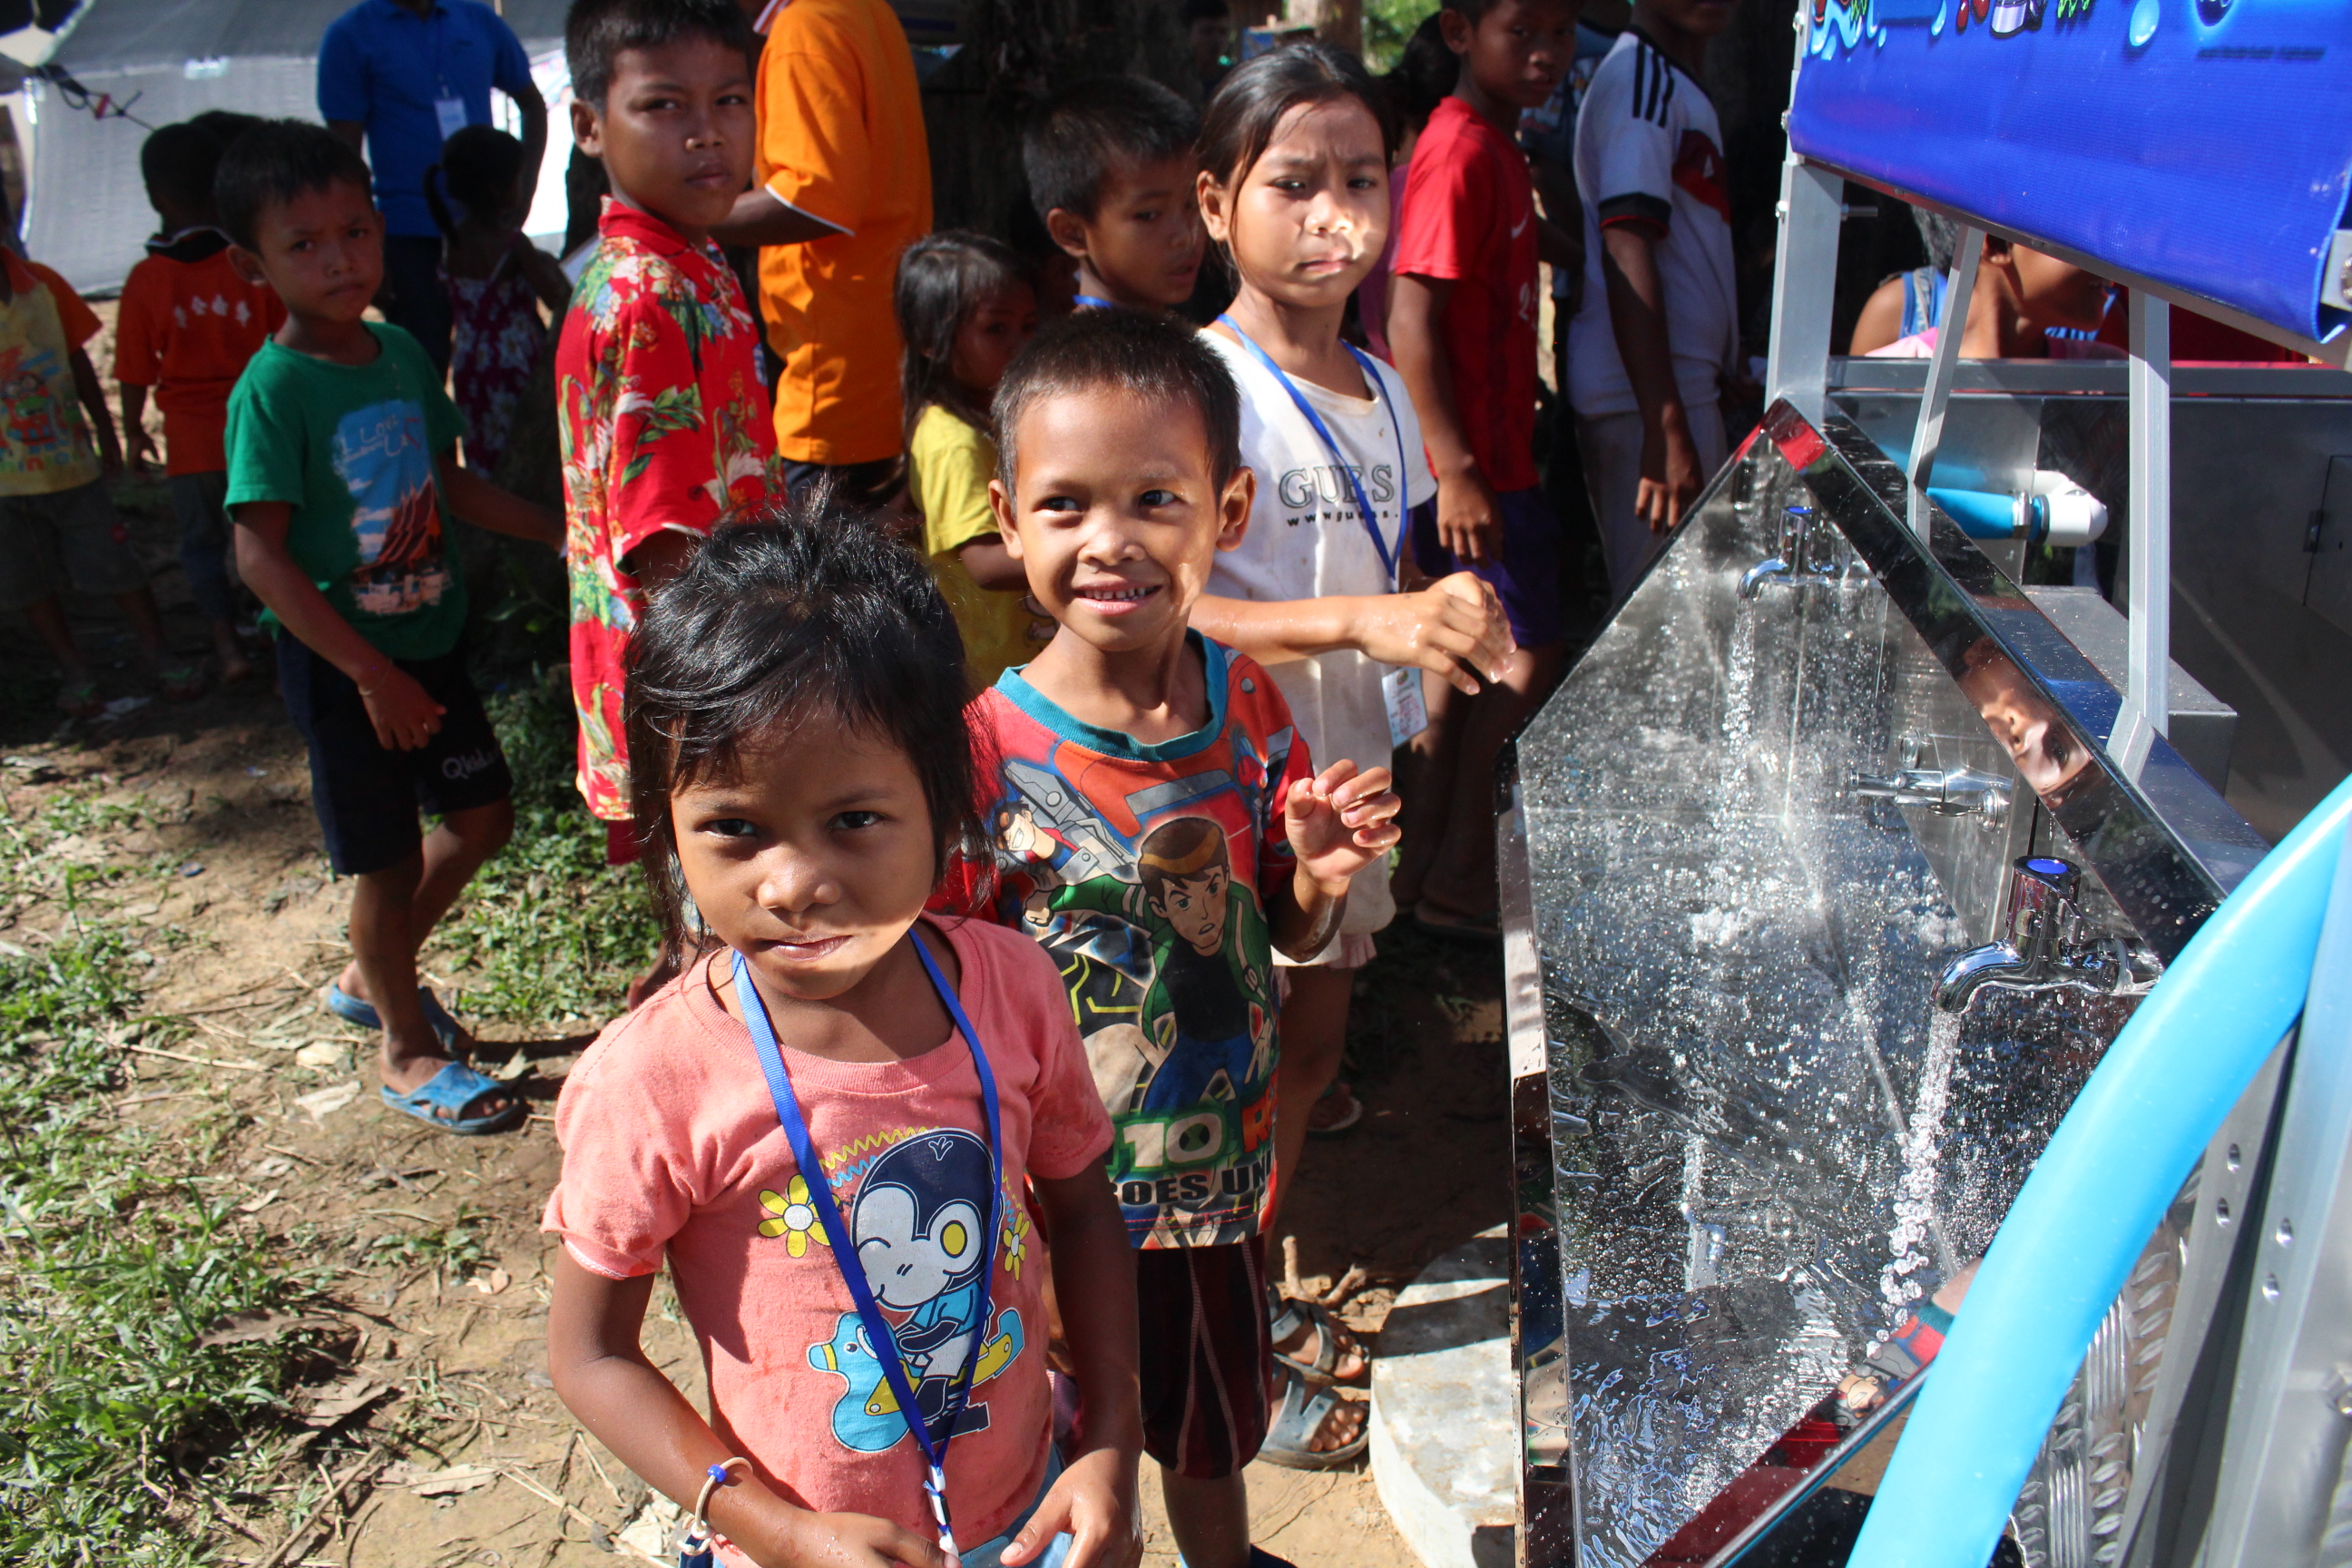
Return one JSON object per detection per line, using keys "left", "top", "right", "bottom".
{"left": 214, "top": 120, "right": 374, "bottom": 251}
{"left": 565, "top": 0, "right": 756, "bottom": 111}
{"left": 1181, "top": 0, "right": 1232, "bottom": 21}
{"left": 991, "top": 309, "right": 1241, "bottom": 497}
{"left": 425, "top": 125, "right": 528, "bottom": 241}
{"left": 1200, "top": 41, "right": 1395, "bottom": 194}
{"left": 897, "top": 230, "right": 1034, "bottom": 445}
{"left": 1022, "top": 76, "right": 1200, "bottom": 225}
{"left": 625, "top": 500, "right": 982, "bottom": 965}
{"left": 142, "top": 122, "right": 227, "bottom": 214}
{"left": 1386, "top": 15, "right": 1457, "bottom": 138}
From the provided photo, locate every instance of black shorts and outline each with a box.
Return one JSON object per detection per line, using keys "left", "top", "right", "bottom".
{"left": 278, "top": 632, "right": 513, "bottom": 876}
{"left": 1135, "top": 1237, "right": 1273, "bottom": 1480}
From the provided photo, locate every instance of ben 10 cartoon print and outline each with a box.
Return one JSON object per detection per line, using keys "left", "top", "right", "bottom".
{"left": 765, "top": 1129, "right": 1029, "bottom": 1455}
{"left": 1811, "top": 0, "right": 2086, "bottom": 51}
{"left": 1018, "top": 810, "right": 1279, "bottom": 1245}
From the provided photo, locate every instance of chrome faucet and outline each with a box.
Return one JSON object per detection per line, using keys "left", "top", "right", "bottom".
{"left": 1935, "top": 856, "right": 2154, "bottom": 1013}
{"left": 1851, "top": 765, "right": 2012, "bottom": 829}
{"left": 1739, "top": 505, "right": 1842, "bottom": 599}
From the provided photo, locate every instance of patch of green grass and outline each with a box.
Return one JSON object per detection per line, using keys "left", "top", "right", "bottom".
{"left": 0, "top": 935, "right": 328, "bottom": 1565}
{"left": 432, "top": 672, "right": 661, "bottom": 1024}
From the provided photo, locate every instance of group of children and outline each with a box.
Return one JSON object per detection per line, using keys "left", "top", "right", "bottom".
{"left": 0, "top": 0, "right": 1753, "bottom": 1563}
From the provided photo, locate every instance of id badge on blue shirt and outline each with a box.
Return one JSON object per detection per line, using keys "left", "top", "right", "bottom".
{"left": 1383, "top": 666, "right": 1428, "bottom": 749}
{"left": 434, "top": 97, "right": 469, "bottom": 141}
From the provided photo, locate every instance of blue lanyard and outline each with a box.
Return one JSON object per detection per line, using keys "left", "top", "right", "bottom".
{"left": 732, "top": 936, "right": 1004, "bottom": 1557}
{"left": 1073, "top": 294, "right": 1121, "bottom": 310}
{"left": 1216, "top": 315, "right": 1408, "bottom": 580}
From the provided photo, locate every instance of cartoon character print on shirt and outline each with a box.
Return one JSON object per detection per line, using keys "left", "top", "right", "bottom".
{"left": 331, "top": 398, "right": 451, "bottom": 617}
{"left": 794, "top": 1129, "right": 1028, "bottom": 1455}
{"left": 978, "top": 759, "right": 1283, "bottom": 1246}
{"left": 0, "top": 348, "right": 79, "bottom": 471}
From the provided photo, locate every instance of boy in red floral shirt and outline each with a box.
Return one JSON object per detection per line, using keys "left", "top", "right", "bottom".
{"left": 556, "top": 0, "right": 782, "bottom": 952}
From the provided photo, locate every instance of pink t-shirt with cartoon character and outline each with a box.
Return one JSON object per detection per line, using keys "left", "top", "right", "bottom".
{"left": 541, "top": 916, "right": 1112, "bottom": 1555}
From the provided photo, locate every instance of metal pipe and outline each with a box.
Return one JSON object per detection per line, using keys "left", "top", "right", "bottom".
{"left": 1906, "top": 226, "right": 1984, "bottom": 539}
{"left": 2119, "top": 291, "right": 2173, "bottom": 775}
{"left": 1844, "top": 772, "right": 2352, "bottom": 1568}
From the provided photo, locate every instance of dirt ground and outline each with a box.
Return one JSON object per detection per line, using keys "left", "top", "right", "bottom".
{"left": 1, "top": 346, "right": 1515, "bottom": 1568}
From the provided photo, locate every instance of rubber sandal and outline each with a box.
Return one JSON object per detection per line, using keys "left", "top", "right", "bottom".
{"left": 1307, "top": 1080, "right": 1365, "bottom": 1139}
{"left": 1412, "top": 901, "right": 1502, "bottom": 943}
{"left": 1258, "top": 1360, "right": 1368, "bottom": 1470}
{"left": 56, "top": 674, "right": 100, "bottom": 718}
{"left": 379, "top": 1061, "right": 524, "bottom": 1135}
{"left": 158, "top": 662, "right": 206, "bottom": 701}
{"left": 1269, "top": 1294, "right": 1367, "bottom": 1387}
{"left": 324, "top": 983, "right": 465, "bottom": 1053}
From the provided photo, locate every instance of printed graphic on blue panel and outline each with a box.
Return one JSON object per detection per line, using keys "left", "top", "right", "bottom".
{"left": 1787, "top": 0, "right": 2352, "bottom": 344}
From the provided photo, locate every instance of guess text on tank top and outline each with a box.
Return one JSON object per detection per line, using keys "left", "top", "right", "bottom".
{"left": 1274, "top": 461, "right": 1400, "bottom": 524}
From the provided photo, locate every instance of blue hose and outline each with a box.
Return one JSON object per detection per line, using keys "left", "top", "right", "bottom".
{"left": 1846, "top": 773, "right": 2352, "bottom": 1568}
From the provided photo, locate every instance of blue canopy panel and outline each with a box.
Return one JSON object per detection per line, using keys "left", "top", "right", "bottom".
{"left": 1788, "top": 0, "right": 2352, "bottom": 346}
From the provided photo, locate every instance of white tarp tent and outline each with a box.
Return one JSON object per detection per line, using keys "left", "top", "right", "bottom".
{"left": 10, "top": 0, "right": 570, "bottom": 296}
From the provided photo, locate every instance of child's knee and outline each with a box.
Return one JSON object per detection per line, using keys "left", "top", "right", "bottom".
{"left": 446, "top": 797, "right": 514, "bottom": 856}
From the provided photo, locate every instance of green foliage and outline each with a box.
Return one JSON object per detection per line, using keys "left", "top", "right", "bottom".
{"left": 0, "top": 933, "right": 324, "bottom": 1565}
{"left": 431, "top": 672, "right": 661, "bottom": 1024}
{"left": 1365, "top": 0, "right": 1443, "bottom": 69}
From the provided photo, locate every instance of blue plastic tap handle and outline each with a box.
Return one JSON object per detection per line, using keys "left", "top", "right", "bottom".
{"left": 1847, "top": 773, "right": 2352, "bottom": 1568}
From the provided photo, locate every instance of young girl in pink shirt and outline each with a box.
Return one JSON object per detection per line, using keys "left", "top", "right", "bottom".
{"left": 543, "top": 509, "right": 1143, "bottom": 1568}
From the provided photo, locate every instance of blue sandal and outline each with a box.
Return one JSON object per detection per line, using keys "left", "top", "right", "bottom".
{"left": 380, "top": 1061, "right": 524, "bottom": 1135}
{"left": 326, "top": 983, "right": 464, "bottom": 1051}
{"left": 1258, "top": 1360, "right": 1368, "bottom": 1470}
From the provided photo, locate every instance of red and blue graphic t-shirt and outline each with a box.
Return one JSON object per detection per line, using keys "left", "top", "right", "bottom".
{"left": 941, "top": 635, "right": 1315, "bottom": 1249}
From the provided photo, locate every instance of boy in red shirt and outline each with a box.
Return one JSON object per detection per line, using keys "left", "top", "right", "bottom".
{"left": 557, "top": 0, "right": 783, "bottom": 998}
{"left": 1386, "top": 0, "right": 1580, "bottom": 936}
{"left": 117, "top": 119, "right": 287, "bottom": 685}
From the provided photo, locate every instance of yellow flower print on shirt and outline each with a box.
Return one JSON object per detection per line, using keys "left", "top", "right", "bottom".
{"left": 758, "top": 1176, "right": 831, "bottom": 1256}
{"left": 1000, "top": 1203, "right": 1031, "bottom": 1279}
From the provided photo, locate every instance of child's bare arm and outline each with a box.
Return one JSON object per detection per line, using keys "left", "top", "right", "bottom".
{"left": 619, "top": 526, "right": 701, "bottom": 589}
{"left": 1385, "top": 274, "right": 1500, "bottom": 565}
{"left": 1189, "top": 579, "right": 1514, "bottom": 694}
{"left": 1002, "top": 1171, "right": 1142, "bottom": 1568}
{"left": 119, "top": 383, "right": 157, "bottom": 470}
{"left": 1597, "top": 223, "right": 1703, "bottom": 534}
{"left": 1269, "top": 760, "right": 1402, "bottom": 959}
{"left": 548, "top": 1250, "right": 946, "bottom": 1568}
{"left": 232, "top": 501, "right": 447, "bottom": 753}
{"left": 513, "top": 237, "right": 575, "bottom": 316}
{"left": 70, "top": 348, "right": 122, "bottom": 474}
{"left": 436, "top": 456, "right": 564, "bottom": 548}
{"left": 958, "top": 535, "right": 1030, "bottom": 593}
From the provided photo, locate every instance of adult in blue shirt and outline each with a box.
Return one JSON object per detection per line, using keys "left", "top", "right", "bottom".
{"left": 318, "top": 0, "right": 549, "bottom": 377}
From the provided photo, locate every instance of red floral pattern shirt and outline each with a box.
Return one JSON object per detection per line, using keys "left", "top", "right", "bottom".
{"left": 557, "top": 200, "right": 782, "bottom": 821}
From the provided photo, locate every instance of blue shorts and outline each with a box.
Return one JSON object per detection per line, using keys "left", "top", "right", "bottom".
{"left": 1409, "top": 486, "right": 1564, "bottom": 650}
{"left": 277, "top": 632, "right": 513, "bottom": 877}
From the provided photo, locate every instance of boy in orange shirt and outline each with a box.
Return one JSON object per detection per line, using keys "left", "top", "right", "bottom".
{"left": 117, "top": 119, "right": 286, "bottom": 684}
{"left": 712, "top": 0, "right": 930, "bottom": 510}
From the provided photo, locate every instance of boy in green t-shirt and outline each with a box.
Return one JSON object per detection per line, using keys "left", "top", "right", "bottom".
{"left": 220, "top": 121, "right": 561, "bottom": 1136}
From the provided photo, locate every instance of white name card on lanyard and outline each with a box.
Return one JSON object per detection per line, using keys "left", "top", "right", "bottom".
{"left": 435, "top": 96, "right": 469, "bottom": 141}
{"left": 1382, "top": 666, "right": 1428, "bottom": 749}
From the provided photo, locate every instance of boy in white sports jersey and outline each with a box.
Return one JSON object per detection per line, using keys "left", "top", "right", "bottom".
{"left": 1566, "top": 0, "right": 1740, "bottom": 599}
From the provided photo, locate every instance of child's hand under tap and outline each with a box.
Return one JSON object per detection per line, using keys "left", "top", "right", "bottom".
{"left": 999, "top": 1444, "right": 1142, "bottom": 1568}
{"left": 1286, "top": 758, "right": 1404, "bottom": 898}
{"left": 1347, "top": 571, "right": 1516, "bottom": 693}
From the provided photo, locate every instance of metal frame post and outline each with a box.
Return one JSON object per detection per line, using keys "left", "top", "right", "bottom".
{"left": 1906, "top": 226, "right": 1985, "bottom": 538}
{"left": 2114, "top": 291, "right": 2173, "bottom": 778}
{"left": 1764, "top": 10, "right": 1837, "bottom": 418}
